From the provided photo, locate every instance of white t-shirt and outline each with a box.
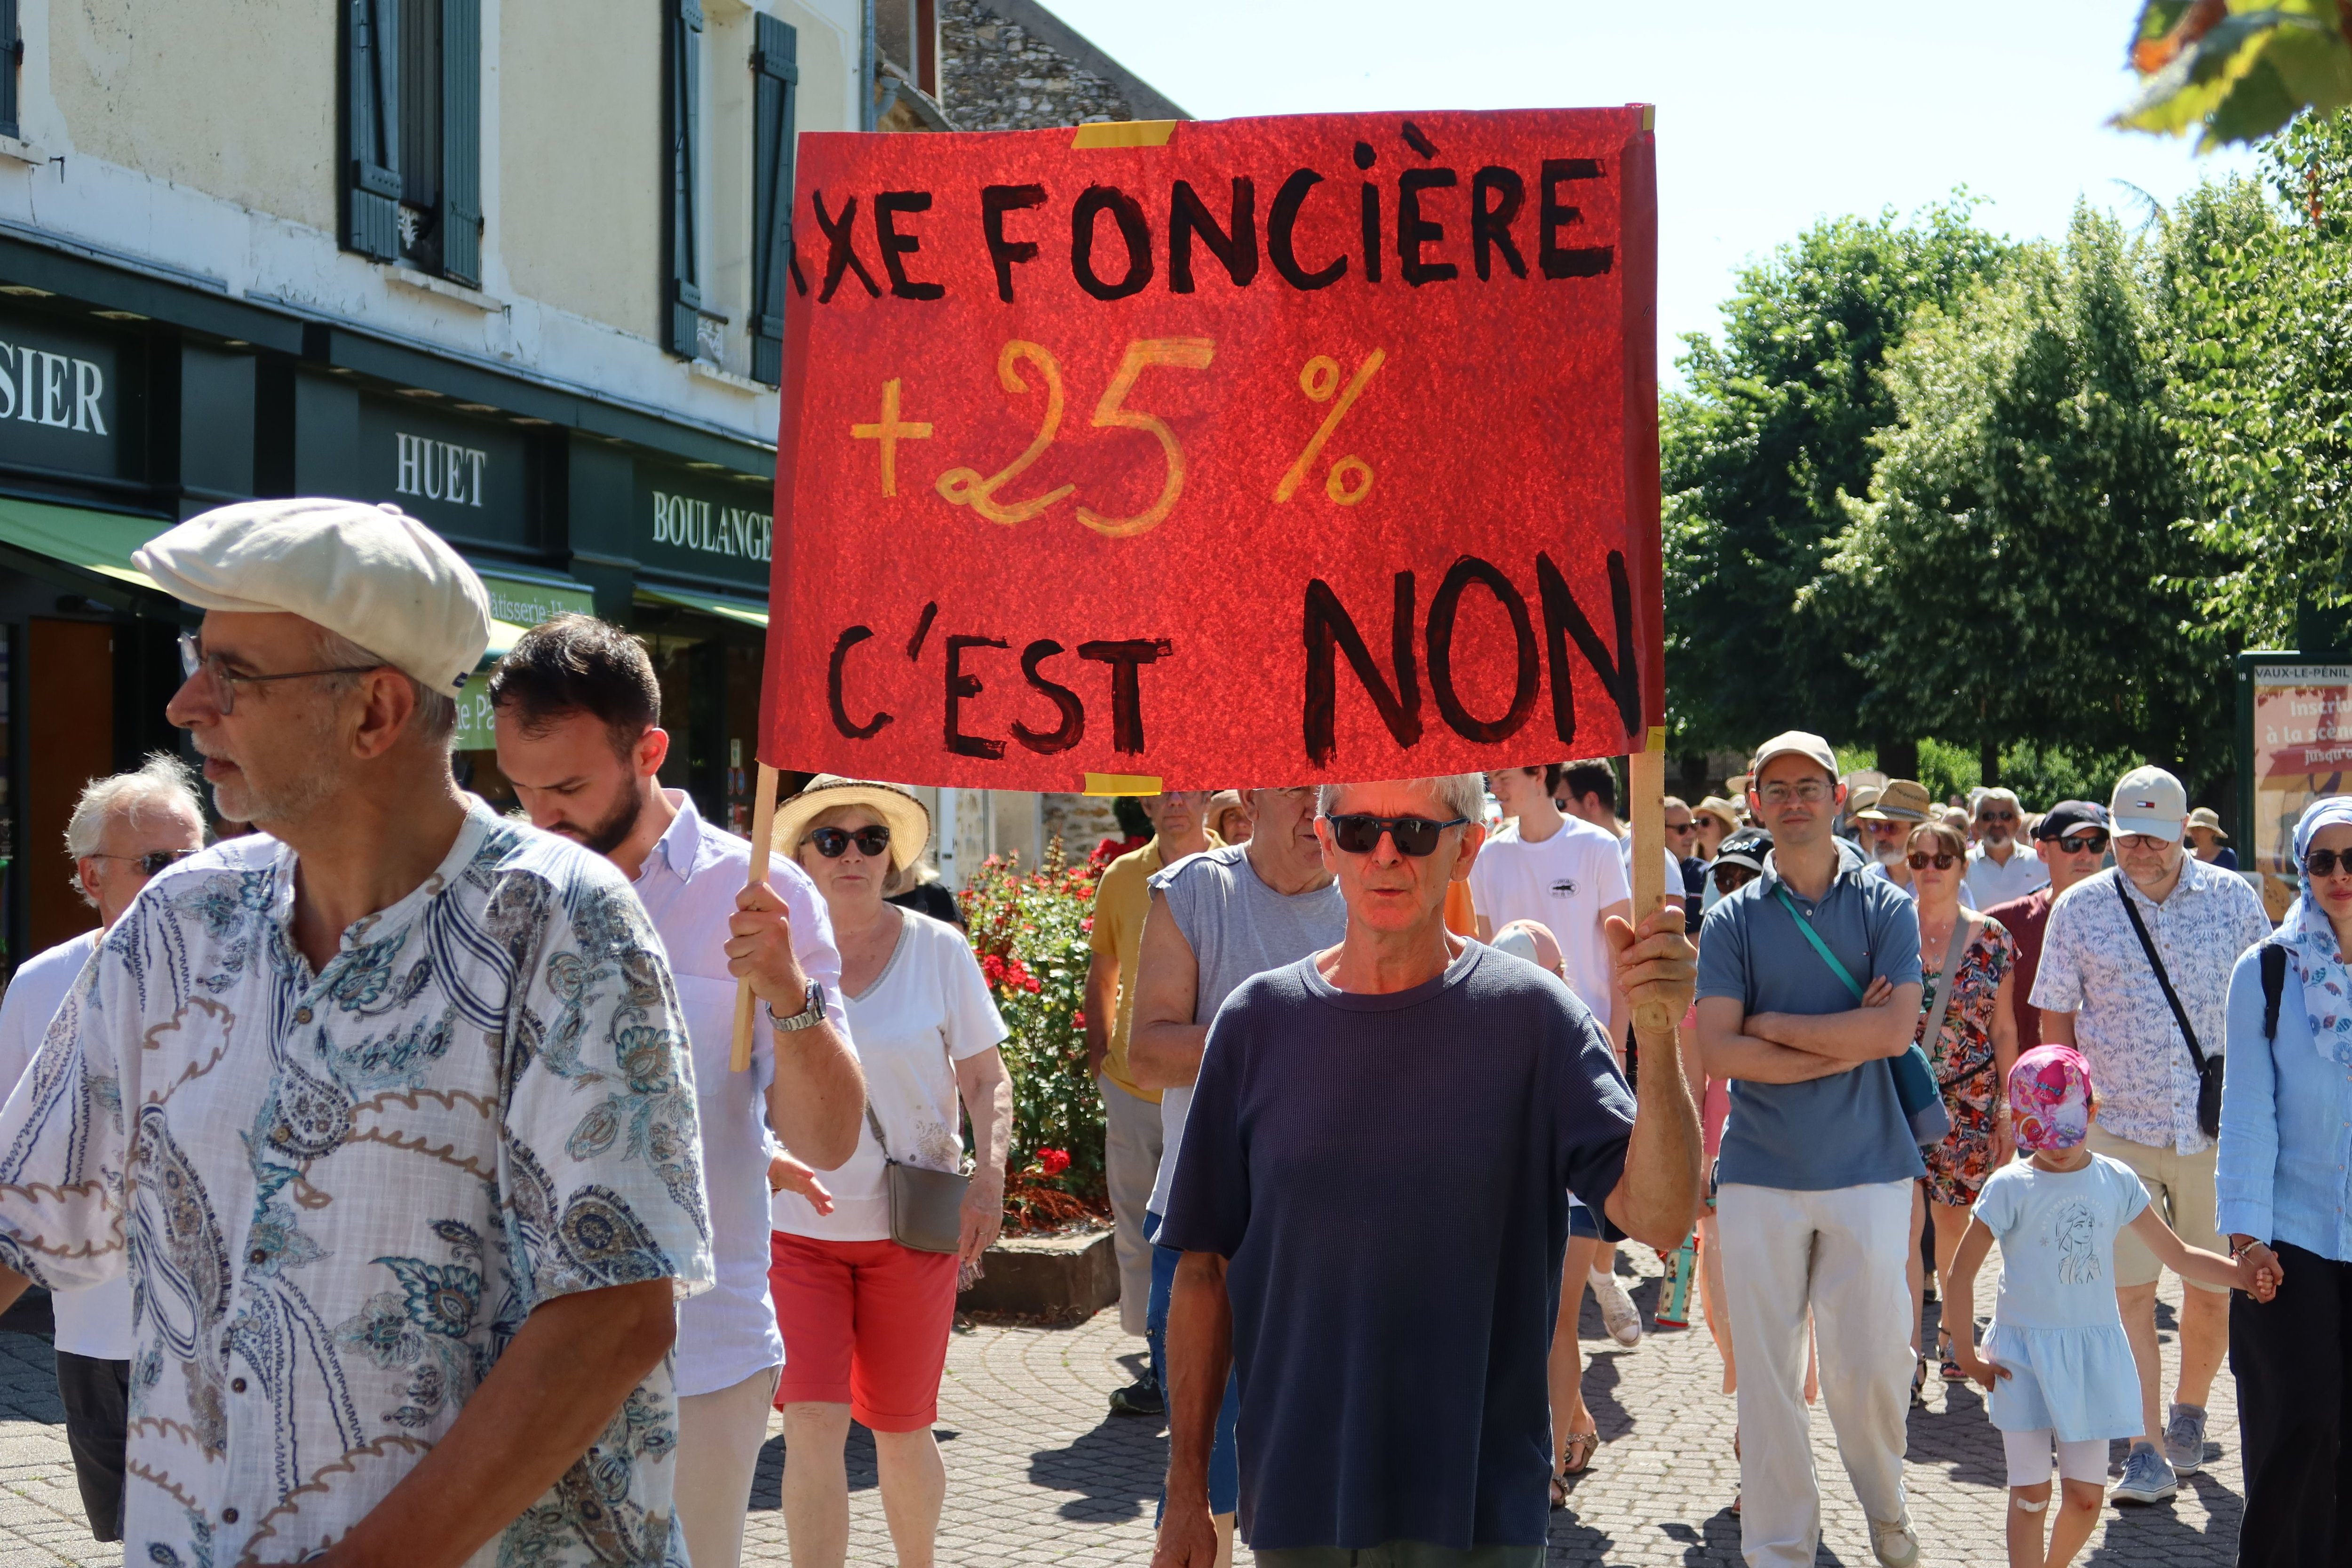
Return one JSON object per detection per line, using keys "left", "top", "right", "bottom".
{"left": 772, "top": 910, "right": 1008, "bottom": 1242}
{"left": 1468, "top": 817, "right": 1630, "bottom": 1031}
{"left": 1619, "top": 834, "right": 1686, "bottom": 907}
{"left": 0, "top": 929, "right": 130, "bottom": 1360}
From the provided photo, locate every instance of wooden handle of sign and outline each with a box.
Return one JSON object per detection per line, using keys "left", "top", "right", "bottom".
{"left": 731, "top": 763, "right": 783, "bottom": 1074}
{"left": 1628, "top": 743, "right": 1675, "bottom": 1035}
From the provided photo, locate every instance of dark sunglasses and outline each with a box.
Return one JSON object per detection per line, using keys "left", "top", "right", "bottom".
{"left": 1978, "top": 809, "right": 2017, "bottom": 823}
{"left": 1324, "top": 813, "right": 1469, "bottom": 857}
{"left": 807, "top": 825, "right": 891, "bottom": 859}
{"left": 2309, "top": 848, "right": 2352, "bottom": 878}
{"left": 1712, "top": 862, "right": 1758, "bottom": 891}
{"left": 2054, "top": 832, "right": 2109, "bottom": 856}
{"left": 90, "top": 849, "right": 195, "bottom": 876}
{"left": 1906, "top": 851, "right": 1959, "bottom": 870}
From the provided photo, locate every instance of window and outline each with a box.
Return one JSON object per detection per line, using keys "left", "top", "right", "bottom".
{"left": 664, "top": 0, "right": 705, "bottom": 359}
{"left": 342, "top": 0, "right": 482, "bottom": 285}
{"left": 0, "top": 0, "right": 21, "bottom": 141}
{"left": 750, "top": 14, "right": 797, "bottom": 387}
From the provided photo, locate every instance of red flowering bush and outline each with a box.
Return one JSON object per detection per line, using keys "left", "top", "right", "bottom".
{"left": 962, "top": 840, "right": 1109, "bottom": 1230}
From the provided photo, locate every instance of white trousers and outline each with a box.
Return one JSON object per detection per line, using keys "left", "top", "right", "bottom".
{"left": 1101, "top": 1074, "right": 1165, "bottom": 1337}
{"left": 673, "top": 1363, "right": 780, "bottom": 1568}
{"left": 1717, "top": 1180, "right": 1914, "bottom": 1568}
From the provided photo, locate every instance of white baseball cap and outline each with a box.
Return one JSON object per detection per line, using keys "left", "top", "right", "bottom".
{"left": 136, "top": 499, "right": 492, "bottom": 697}
{"left": 2108, "top": 765, "right": 2188, "bottom": 842}
{"left": 1748, "top": 731, "right": 1839, "bottom": 777}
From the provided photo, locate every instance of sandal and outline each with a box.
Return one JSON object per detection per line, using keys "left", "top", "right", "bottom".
{"left": 1910, "top": 1354, "right": 1929, "bottom": 1407}
{"left": 1555, "top": 1428, "right": 1600, "bottom": 1497}
{"left": 1937, "top": 1330, "right": 1965, "bottom": 1386}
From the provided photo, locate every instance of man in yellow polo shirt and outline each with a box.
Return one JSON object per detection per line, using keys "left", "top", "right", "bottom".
{"left": 1088, "top": 790, "right": 1219, "bottom": 1414}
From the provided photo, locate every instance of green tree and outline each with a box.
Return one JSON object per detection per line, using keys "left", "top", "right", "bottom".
{"left": 1818, "top": 206, "right": 2225, "bottom": 785}
{"left": 1661, "top": 201, "right": 2011, "bottom": 756}
{"left": 2116, "top": 0, "right": 2352, "bottom": 151}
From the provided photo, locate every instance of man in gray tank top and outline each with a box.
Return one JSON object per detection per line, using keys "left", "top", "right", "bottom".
{"left": 1128, "top": 785, "right": 1348, "bottom": 1566}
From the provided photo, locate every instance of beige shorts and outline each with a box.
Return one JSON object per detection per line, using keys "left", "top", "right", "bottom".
{"left": 2086, "top": 1123, "right": 2225, "bottom": 1292}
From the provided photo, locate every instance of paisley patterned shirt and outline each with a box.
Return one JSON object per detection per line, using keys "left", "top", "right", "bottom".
{"left": 0, "top": 802, "right": 714, "bottom": 1568}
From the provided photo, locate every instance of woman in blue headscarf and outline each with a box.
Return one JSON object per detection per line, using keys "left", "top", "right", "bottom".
{"left": 2218, "top": 795, "right": 2352, "bottom": 1565}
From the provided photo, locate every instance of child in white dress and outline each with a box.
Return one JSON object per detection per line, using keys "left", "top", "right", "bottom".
{"left": 1942, "top": 1045, "right": 2279, "bottom": 1568}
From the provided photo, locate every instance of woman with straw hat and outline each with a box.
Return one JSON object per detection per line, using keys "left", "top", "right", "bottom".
{"left": 767, "top": 776, "right": 1015, "bottom": 1568}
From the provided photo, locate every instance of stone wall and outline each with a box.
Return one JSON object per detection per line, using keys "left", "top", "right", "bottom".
{"left": 938, "top": 0, "right": 1182, "bottom": 131}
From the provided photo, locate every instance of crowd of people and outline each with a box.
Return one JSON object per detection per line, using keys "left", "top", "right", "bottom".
{"left": 0, "top": 492, "right": 2335, "bottom": 1568}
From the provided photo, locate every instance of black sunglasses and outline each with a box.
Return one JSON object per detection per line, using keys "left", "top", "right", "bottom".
{"left": 1907, "top": 851, "right": 1959, "bottom": 870}
{"left": 1712, "top": 862, "right": 1758, "bottom": 891}
{"left": 90, "top": 849, "right": 194, "bottom": 876}
{"left": 2309, "top": 848, "right": 2352, "bottom": 878}
{"left": 2054, "top": 832, "right": 2109, "bottom": 856}
{"left": 1324, "top": 813, "right": 1469, "bottom": 857}
{"left": 808, "top": 825, "right": 891, "bottom": 859}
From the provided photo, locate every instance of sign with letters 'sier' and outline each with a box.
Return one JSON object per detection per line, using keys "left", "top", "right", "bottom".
{"left": 0, "top": 311, "right": 123, "bottom": 478}
{"left": 759, "top": 108, "right": 1662, "bottom": 790}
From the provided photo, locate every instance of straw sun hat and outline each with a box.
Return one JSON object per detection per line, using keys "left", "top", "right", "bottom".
{"left": 771, "top": 775, "right": 931, "bottom": 872}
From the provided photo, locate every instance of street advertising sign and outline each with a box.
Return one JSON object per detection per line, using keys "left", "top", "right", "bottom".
{"left": 756, "top": 107, "right": 1661, "bottom": 791}
{"left": 2248, "top": 659, "right": 2352, "bottom": 919}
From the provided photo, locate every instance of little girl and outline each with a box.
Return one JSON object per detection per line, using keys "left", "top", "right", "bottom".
{"left": 1942, "top": 1045, "right": 2280, "bottom": 1568}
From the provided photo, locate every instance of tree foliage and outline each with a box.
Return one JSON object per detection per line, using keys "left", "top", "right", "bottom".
{"left": 1661, "top": 201, "right": 2012, "bottom": 752}
{"left": 1816, "top": 206, "right": 2223, "bottom": 774}
{"left": 2117, "top": 0, "right": 2352, "bottom": 151}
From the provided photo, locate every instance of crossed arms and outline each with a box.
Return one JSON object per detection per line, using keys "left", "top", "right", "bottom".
{"left": 1695, "top": 974, "right": 1923, "bottom": 1084}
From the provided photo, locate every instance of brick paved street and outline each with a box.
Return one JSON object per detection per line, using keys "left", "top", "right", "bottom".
{"left": 0, "top": 1245, "right": 2245, "bottom": 1566}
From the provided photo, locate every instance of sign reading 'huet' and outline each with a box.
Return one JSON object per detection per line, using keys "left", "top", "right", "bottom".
{"left": 757, "top": 108, "right": 1662, "bottom": 790}
{"left": 358, "top": 396, "right": 529, "bottom": 547}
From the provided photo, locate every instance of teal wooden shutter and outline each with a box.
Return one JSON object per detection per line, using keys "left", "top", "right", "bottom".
{"left": 440, "top": 0, "right": 481, "bottom": 285}
{"left": 344, "top": 0, "right": 402, "bottom": 261}
{"left": 750, "top": 15, "right": 798, "bottom": 386}
{"left": 0, "top": 0, "right": 21, "bottom": 140}
{"left": 664, "top": 0, "right": 704, "bottom": 358}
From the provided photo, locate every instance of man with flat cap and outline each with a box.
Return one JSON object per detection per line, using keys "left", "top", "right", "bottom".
{"left": 0, "top": 498, "right": 864, "bottom": 1568}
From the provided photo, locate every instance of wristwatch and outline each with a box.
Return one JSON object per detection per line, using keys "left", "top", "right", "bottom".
{"left": 766, "top": 982, "right": 827, "bottom": 1033}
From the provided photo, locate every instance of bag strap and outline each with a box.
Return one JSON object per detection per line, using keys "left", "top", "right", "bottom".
{"left": 2261, "top": 941, "right": 2288, "bottom": 1043}
{"left": 1922, "top": 909, "right": 1975, "bottom": 1055}
{"left": 2114, "top": 876, "right": 2209, "bottom": 1071}
{"left": 1773, "top": 884, "right": 1865, "bottom": 1003}
{"left": 865, "top": 1099, "right": 892, "bottom": 1161}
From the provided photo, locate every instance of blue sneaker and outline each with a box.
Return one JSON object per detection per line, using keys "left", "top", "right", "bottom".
{"left": 2164, "top": 1402, "right": 2209, "bottom": 1475}
{"left": 2112, "top": 1443, "right": 2177, "bottom": 1505}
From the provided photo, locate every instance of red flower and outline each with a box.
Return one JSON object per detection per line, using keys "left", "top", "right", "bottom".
{"left": 1036, "top": 1147, "right": 1071, "bottom": 1177}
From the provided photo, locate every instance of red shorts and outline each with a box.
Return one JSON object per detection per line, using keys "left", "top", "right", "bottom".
{"left": 769, "top": 1230, "right": 959, "bottom": 1432}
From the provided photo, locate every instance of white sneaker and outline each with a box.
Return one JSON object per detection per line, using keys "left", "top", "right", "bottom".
{"left": 1870, "top": 1515, "right": 1920, "bottom": 1568}
{"left": 1589, "top": 1265, "right": 1643, "bottom": 1346}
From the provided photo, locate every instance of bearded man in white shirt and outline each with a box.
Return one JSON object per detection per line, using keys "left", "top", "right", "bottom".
{"left": 490, "top": 613, "right": 858, "bottom": 1568}
{"left": 0, "top": 498, "right": 863, "bottom": 1568}
{"left": 0, "top": 752, "right": 204, "bottom": 1543}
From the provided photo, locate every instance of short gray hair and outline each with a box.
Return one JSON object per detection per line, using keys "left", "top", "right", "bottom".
{"left": 1975, "top": 786, "right": 2022, "bottom": 815}
{"left": 1318, "top": 774, "right": 1486, "bottom": 825}
{"left": 66, "top": 753, "right": 204, "bottom": 902}
{"left": 312, "top": 627, "right": 460, "bottom": 744}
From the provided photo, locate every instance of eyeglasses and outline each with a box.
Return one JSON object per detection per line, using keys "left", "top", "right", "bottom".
{"left": 177, "top": 632, "right": 384, "bottom": 716}
{"left": 2053, "top": 832, "right": 2109, "bottom": 856}
{"left": 1757, "top": 780, "right": 1830, "bottom": 806}
{"left": 1323, "top": 813, "right": 1469, "bottom": 857}
{"left": 1712, "top": 863, "right": 1758, "bottom": 892}
{"left": 1664, "top": 819, "right": 1696, "bottom": 835}
{"left": 807, "top": 825, "right": 891, "bottom": 859}
{"left": 1861, "top": 820, "right": 1907, "bottom": 838}
{"left": 2308, "top": 848, "right": 2352, "bottom": 878}
{"left": 88, "top": 850, "right": 194, "bottom": 876}
{"left": 1977, "top": 810, "right": 2017, "bottom": 823}
{"left": 2114, "top": 833, "right": 2174, "bottom": 852}
{"left": 1906, "top": 851, "right": 1960, "bottom": 870}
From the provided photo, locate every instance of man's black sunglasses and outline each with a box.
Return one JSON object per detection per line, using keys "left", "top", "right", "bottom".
{"left": 808, "top": 825, "right": 891, "bottom": 859}
{"left": 1323, "top": 813, "right": 1470, "bottom": 857}
{"left": 2052, "top": 832, "right": 2109, "bottom": 856}
{"left": 90, "top": 850, "right": 195, "bottom": 876}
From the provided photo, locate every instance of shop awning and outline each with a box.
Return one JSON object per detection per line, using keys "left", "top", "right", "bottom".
{"left": 0, "top": 493, "right": 175, "bottom": 596}
{"left": 635, "top": 584, "right": 769, "bottom": 628}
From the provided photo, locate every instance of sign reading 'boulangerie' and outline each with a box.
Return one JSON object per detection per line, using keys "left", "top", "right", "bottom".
{"left": 758, "top": 108, "right": 1662, "bottom": 790}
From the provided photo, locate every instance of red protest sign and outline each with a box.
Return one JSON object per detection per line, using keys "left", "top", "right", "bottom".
{"left": 761, "top": 107, "right": 1660, "bottom": 791}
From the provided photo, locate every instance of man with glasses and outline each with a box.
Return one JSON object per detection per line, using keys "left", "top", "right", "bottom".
{"left": 1962, "top": 786, "right": 2048, "bottom": 909}
{"left": 1153, "top": 775, "right": 1700, "bottom": 1568}
{"left": 1695, "top": 732, "right": 1927, "bottom": 1568}
{"left": 0, "top": 753, "right": 203, "bottom": 1544}
{"left": 1852, "top": 778, "right": 1933, "bottom": 898}
{"left": 2031, "top": 765, "right": 2272, "bottom": 1504}
{"left": 489, "top": 614, "right": 860, "bottom": 1568}
{"left": 1090, "top": 789, "right": 1222, "bottom": 1413}
{"left": 1979, "top": 800, "right": 2109, "bottom": 1047}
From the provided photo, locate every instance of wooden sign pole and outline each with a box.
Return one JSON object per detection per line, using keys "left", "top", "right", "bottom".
{"left": 1628, "top": 732, "right": 1675, "bottom": 1034}
{"left": 730, "top": 762, "right": 783, "bottom": 1073}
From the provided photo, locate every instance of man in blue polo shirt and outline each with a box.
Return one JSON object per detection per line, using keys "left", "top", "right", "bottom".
{"left": 1696, "top": 732, "right": 1926, "bottom": 1568}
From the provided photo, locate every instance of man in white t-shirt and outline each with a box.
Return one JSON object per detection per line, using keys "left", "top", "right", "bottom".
{"left": 1560, "top": 759, "right": 1687, "bottom": 932}
{"left": 492, "top": 616, "right": 862, "bottom": 1568}
{"left": 0, "top": 754, "right": 205, "bottom": 1543}
{"left": 1472, "top": 763, "right": 1647, "bottom": 1355}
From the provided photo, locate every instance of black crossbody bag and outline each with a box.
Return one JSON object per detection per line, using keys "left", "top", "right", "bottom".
{"left": 2114, "top": 878, "right": 2223, "bottom": 1139}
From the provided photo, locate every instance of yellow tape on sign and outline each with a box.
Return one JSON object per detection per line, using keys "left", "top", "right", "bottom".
{"left": 1073, "top": 120, "right": 1177, "bottom": 149}
{"left": 1084, "top": 773, "right": 1164, "bottom": 796}
{"left": 1646, "top": 725, "right": 1668, "bottom": 754}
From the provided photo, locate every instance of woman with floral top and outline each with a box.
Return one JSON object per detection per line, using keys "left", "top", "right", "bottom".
{"left": 1905, "top": 818, "right": 2021, "bottom": 1395}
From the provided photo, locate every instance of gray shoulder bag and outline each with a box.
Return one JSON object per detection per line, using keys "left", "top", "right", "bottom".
{"left": 867, "top": 1101, "right": 968, "bottom": 1254}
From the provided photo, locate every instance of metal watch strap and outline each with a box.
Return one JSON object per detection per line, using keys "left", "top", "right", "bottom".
{"left": 767, "top": 982, "right": 826, "bottom": 1033}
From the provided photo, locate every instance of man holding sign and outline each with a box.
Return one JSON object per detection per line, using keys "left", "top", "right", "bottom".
{"left": 1155, "top": 775, "right": 1700, "bottom": 1568}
